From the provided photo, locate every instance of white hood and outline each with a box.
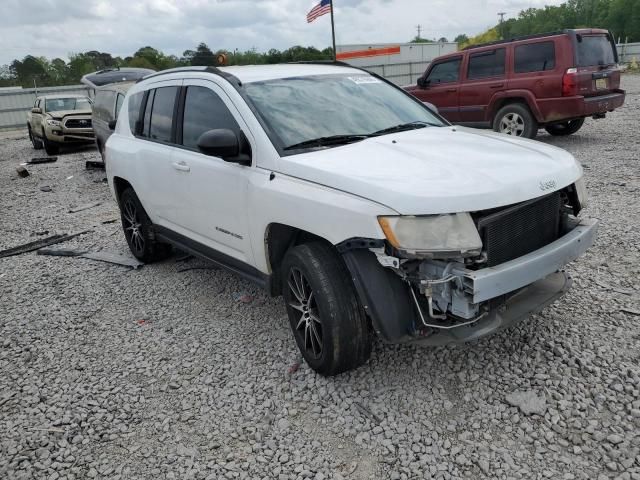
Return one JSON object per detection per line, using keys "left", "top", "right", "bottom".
{"left": 275, "top": 126, "right": 582, "bottom": 215}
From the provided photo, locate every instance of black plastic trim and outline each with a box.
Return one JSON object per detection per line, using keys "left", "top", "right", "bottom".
{"left": 342, "top": 249, "right": 418, "bottom": 342}
{"left": 335, "top": 237, "right": 385, "bottom": 253}
{"left": 154, "top": 225, "right": 271, "bottom": 291}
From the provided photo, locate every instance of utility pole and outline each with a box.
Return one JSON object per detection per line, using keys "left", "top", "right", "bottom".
{"left": 497, "top": 12, "right": 506, "bottom": 39}
{"left": 416, "top": 24, "right": 422, "bottom": 40}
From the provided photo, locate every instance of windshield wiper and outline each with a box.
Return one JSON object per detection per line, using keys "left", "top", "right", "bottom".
{"left": 370, "top": 120, "right": 436, "bottom": 137}
{"left": 283, "top": 134, "right": 370, "bottom": 151}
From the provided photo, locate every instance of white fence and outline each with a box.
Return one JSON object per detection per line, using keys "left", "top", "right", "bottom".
{"left": 0, "top": 85, "right": 89, "bottom": 131}
{"left": 618, "top": 43, "right": 640, "bottom": 64}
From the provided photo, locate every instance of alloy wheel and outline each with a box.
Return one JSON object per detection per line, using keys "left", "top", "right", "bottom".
{"left": 287, "top": 267, "right": 323, "bottom": 359}
{"left": 123, "top": 198, "right": 145, "bottom": 255}
{"left": 499, "top": 113, "right": 525, "bottom": 136}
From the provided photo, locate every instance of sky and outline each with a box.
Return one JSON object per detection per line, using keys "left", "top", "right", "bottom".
{"left": 0, "top": 0, "right": 564, "bottom": 65}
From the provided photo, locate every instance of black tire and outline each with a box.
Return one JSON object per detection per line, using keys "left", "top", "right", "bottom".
{"left": 97, "top": 140, "right": 106, "bottom": 164}
{"left": 42, "top": 131, "right": 60, "bottom": 155}
{"left": 119, "top": 187, "right": 172, "bottom": 263}
{"left": 493, "top": 103, "right": 538, "bottom": 139}
{"left": 28, "top": 126, "right": 43, "bottom": 150}
{"left": 545, "top": 118, "right": 585, "bottom": 136}
{"left": 281, "top": 242, "right": 371, "bottom": 376}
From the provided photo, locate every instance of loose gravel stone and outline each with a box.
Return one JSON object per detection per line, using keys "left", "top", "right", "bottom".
{"left": 1, "top": 74, "right": 640, "bottom": 480}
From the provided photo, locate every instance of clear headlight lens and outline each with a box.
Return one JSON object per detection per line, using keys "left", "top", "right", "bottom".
{"left": 46, "top": 119, "right": 61, "bottom": 126}
{"left": 574, "top": 177, "right": 588, "bottom": 209}
{"left": 378, "top": 213, "right": 483, "bottom": 256}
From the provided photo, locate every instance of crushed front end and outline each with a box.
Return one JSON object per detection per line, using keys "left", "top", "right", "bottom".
{"left": 341, "top": 180, "right": 598, "bottom": 345}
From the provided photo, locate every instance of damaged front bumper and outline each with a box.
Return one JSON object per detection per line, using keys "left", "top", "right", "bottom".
{"left": 342, "top": 219, "right": 598, "bottom": 345}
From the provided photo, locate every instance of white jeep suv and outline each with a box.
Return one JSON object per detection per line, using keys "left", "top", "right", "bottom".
{"left": 106, "top": 64, "right": 597, "bottom": 376}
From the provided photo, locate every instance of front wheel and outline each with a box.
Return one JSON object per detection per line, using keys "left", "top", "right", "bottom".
{"left": 42, "top": 131, "right": 59, "bottom": 155}
{"left": 493, "top": 103, "right": 538, "bottom": 139}
{"left": 545, "top": 118, "right": 585, "bottom": 136}
{"left": 119, "top": 187, "right": 171, "bottom": 263}
{"left": 281, "top": 242, "right": 371, "bottom": 376}
{"left": 29, "top": 126, "right": 43, "bottom": 150}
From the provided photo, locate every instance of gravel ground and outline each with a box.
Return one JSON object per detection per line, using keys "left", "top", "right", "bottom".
{"left": 1, "top": 75, "right": 639, "bottom": 480}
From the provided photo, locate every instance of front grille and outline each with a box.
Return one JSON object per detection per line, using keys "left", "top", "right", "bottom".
{"left": 476, "top": 192, "right": 562, "bottom": 267}
{"left": 64, "top": 118, "right": 92, "bottom": 129}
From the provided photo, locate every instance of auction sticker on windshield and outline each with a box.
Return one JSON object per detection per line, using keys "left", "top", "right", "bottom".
{"left": 348, "top": 76, "right": 382, "bottom": 84}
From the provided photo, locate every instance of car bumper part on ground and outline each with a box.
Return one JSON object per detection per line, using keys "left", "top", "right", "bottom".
{"left": 538, "top": 90, "right": 625, "bottom": 123}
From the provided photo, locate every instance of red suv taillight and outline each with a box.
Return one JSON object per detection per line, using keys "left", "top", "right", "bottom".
{"left": 562, "top": 68, "right": 578, "bottom": 96}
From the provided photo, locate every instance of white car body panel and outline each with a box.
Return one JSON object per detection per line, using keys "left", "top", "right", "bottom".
{"left": 275, "top": 126, "right": 582, "bottom": 215}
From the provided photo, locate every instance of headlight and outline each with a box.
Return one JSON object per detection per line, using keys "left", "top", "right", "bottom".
{"left": 46, "top": 119, "right": 61, "bottom": 126}
{"left": 378, "top": 213, "right": 483, "bottom": 257}
{"left": 574, "top": 177, "right": 588, "bottom": 209}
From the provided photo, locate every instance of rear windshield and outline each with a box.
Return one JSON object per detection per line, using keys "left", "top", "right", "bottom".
{"left": 576, "top": 35, "right": 615, "bottom": 67}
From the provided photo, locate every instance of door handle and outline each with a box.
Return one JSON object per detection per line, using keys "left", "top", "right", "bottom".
{"left": 489, "top": 84, "right": 504, "bottom": 89}
{"left": 445, "top": 88, "right": 457, "bottom": 93}
{"left": 172, "top": 161, "right": 190, "bottom": 172}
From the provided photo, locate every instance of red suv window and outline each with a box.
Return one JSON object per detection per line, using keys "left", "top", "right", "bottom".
{"left": 427, "top": 58, "right": 462, "bottom": 84}
{"left": 467, "top": 49, "right": 506, "bottom": 79}
{"left": 514, "top": 42, "right": 556, "bottom": 73}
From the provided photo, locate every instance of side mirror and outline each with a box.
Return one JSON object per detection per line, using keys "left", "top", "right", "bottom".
{"left": 31, "top": 107, "right": 42, "bottom": 114}
{"left": 197, "top": 129, "right": 251, "bottom": 166}
{"left": 108, "top": 119, "right": 117, "bottom": 131}
{"left": 423, "top": 102, "right": 439, "bottom": 114}
{"left": 417, "top": 77, "right": 430, "bottom": 88}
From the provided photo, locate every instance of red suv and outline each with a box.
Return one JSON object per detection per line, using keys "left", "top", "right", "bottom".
{"left": 406, "top": 29, "right": 625, "bottom": 139}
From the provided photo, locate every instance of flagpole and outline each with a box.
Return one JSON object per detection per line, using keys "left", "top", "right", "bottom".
{"left": 330, "top": 0, "right": 337, "bottom": 61}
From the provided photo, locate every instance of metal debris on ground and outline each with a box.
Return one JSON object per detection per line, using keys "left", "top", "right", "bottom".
{"left": 39, "top": 186, "right": 52, "bottom": 192}
{"left": 27, "top": 157, "right": 57, "bottom": 164}
{"left": 101, "top": 219, "right": 118, "bottom": 224}
{"left": 80, "top": 251, "right": 144, "bottom": 269}
{"left": 33, "top": 231, "right": 49, "bottom": 236}
{"left": 177, "top": 266, "right": 218, "bottom": 273}
{"left": 621, "top": 307, "right": 640, "bottom": 316}
{"left": 68, "top": 202, "right": 102, "bottom": 214}
{"left": 85, "top": 161, "right": 105, "bottom": 170}
{"left": 16, "top": 167, "right": 29, "bottom": 178}
{"left": 234, "top": 293, "right": 253, "bottom": 303}
{"left": 0, "top": 231, "right": 90, "bottom": 259}
{"left": 37, "top": 248, "right": 88, "bottom": 257}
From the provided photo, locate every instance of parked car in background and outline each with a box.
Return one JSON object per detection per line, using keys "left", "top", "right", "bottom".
{"left": 27, "top": 95, "right": 94, "bottom": 155}
{"left": 81, "top": 68, "right": 155, "bottom": 162}
{"left": 406, "top": 29, "right": 625, "bottom": 139}
{"left": 106, "top": 64, "right": 597, "bottom": 376}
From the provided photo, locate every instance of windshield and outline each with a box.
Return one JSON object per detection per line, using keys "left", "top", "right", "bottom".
{"left": 243, "top": 74, "right": 445, "bottom": 151}
{"left": 45, "top": 97, "right": 91, "bottom": 113}
{"left": 576, "top": 35, "right": 616, "bottom": 67}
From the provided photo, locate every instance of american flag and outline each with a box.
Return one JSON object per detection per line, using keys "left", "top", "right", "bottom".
{"left": 307, "top": 0, "right": 331, "bottom": 23}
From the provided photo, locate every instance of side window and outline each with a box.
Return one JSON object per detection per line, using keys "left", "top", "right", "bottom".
{"left": 141, "top": 89, "right": 155, "bottom": 138}
{"left": 149, "top": 86, "right": 178, "bottom": 143}
{"left": 128, "top": 92, "right": 144, "bottom": 135}
{"left": 514, "top": 42, "right": 555, "bottom": 73}
{"left": 115, "top": 94, "right": 125, "bottom": 119}
{"left": 94, "top": 90, "right": 115, "bottom": 121}
{"left": 468, "top": 48, "right": 506, "bottom": 79}
{"left": 426, "top": 58, "right": 462, "bottom": 84}
{"left": 181, "top": 86, "right": 241, "bottom": 150}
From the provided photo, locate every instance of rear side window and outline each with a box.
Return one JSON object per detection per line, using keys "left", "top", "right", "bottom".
{"left": 576, "top": 35, "right": 615, "bottom": 67}
{"left": 181, "top": 86, "right": 240, "bottom": 149}
{"left": 515, "top": 42, "right": 555, "bottom": 73}
{"left": 426, "top": 58, "right": 462, "bottom": 84}
{"left": 148, "top": 86, "right": 178, "bottom": 143}
{"left": 128, "top": 92, "right": 144, "bottom": 134}
{"left": 141, "top": 90, "right": 155, "bottom": 137}
{"left": 468, "top": 48, "right": 506, "bottom": 79}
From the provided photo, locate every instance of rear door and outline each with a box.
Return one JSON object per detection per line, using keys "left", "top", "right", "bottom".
{"left": 458, "top": 47, "right": 507, "bottom": 124}
{"left": 573, "top": 32, "right": 620, "bottom": 96}
{"left": 413, "top": 57, "right": 462, "bottom": 122}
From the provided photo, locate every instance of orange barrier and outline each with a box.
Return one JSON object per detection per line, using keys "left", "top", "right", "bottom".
{"left": 336, "top": 46, "right": 401, "bottom": 60}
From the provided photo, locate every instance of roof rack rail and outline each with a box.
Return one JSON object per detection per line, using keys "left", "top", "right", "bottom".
{"left": 287, "top": 60, "right": 353, "bottom": 68}
{"left": 463, "top": 29, "right": 572, "bottom": 50}
{"left": 136, "top": 66, "right": 243, "bottom": 86}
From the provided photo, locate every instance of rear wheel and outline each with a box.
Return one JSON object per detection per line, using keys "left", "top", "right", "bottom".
{"left": 281, "top": 242, "right": 371, "bottom": 376}
{"left": 545, "top": 118, "right": 585, "bottom": 136}
{"left": 493, "top": 103, "right": 538, "bottom": 139}
{"left": 119, "top": 187, "right": 171, "bottom": 263}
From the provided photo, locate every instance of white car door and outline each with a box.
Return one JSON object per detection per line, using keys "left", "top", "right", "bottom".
{"left": 170, "top": 79, "right": 255, "bottom": 265}
{"left": 131, "top": 80, "right": 187, "bottom": 227}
